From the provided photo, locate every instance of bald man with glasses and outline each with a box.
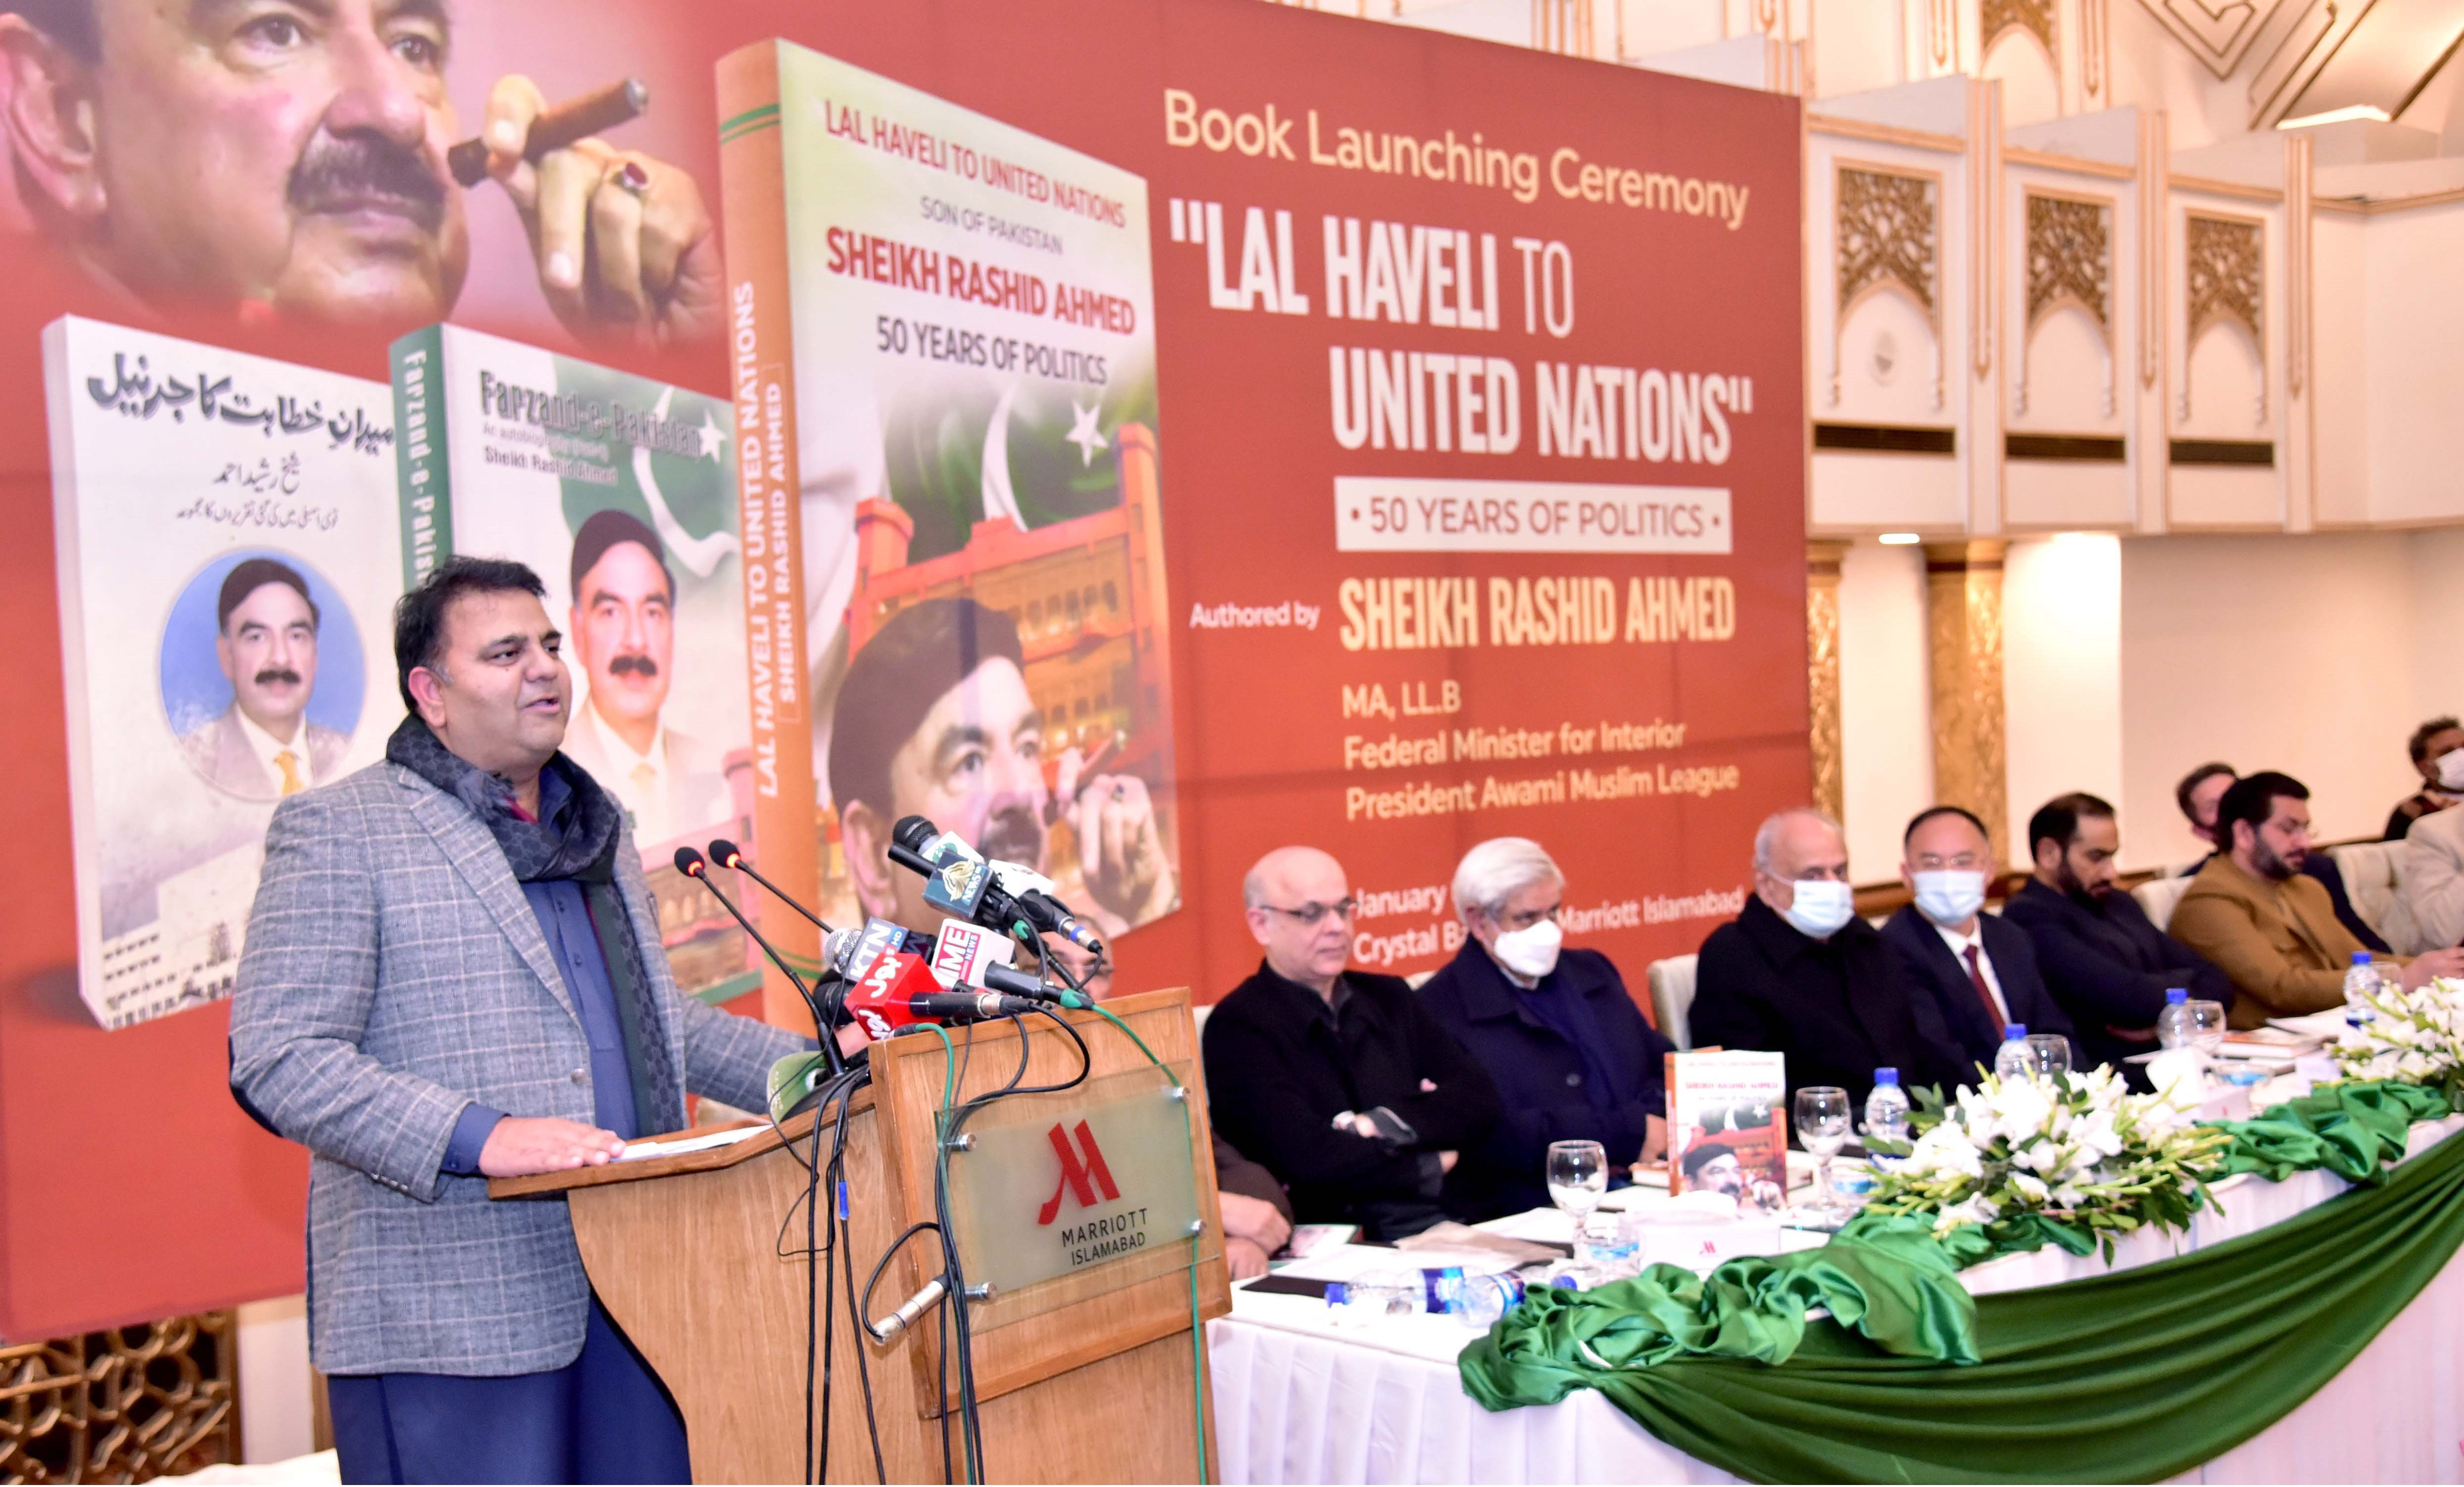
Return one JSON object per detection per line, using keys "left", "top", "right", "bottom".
{"left": 1201, "top": 846, "right": 1501, "bottom": 1239}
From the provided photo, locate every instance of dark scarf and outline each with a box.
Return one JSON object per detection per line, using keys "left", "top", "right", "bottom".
{"left": 1482, "top": 950, "right": 1631, "bottom": 1116}
{"left": 387, "top": 717, "right": 677, "bottom": 1134}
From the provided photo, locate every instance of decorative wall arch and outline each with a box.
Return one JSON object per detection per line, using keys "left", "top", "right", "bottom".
{"left": 1834, "top": 164, "right": 1943, "bottom": 409}
{"left": 2181, "top": 211, "right": 2264, "bottom": 425}
{"left": 2019, "top": 190, "right": 2114, "bottom": 416}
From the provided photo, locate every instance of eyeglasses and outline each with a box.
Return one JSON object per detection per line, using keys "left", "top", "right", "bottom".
{"left": 1258, "top": 898, "right": 1359, "bottom": 926}
{"left": 1911, "top": 853, "right": 1986, "bottom": 871}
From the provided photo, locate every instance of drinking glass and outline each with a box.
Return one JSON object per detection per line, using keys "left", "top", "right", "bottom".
{"left": 1546, "top": 1140, "right": 1609, "bottom": 1269}
{"left": 1793, "top": 1087, "right": 1852, "bottom": 1227}
{"left": 2024, "top": 1033, "right": 2073, "bottom": 1077}
{"left": 2188, "top": 999, "right": 2227, "bottom": 1061}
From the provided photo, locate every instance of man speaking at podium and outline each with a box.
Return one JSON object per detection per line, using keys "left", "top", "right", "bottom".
{"left": 230, "top": 556, "right": 808, "bottom": 1484}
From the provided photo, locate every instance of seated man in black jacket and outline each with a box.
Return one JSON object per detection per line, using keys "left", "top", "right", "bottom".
{"left": 1880, "top": 804, "right": 2075, "bottom": 1076}
{"left": 1202, "top": 846, "right": 1502, "bottom": 1239}
{"left": 1693, "top": 809, "right": 1969, "bottom": 1111}
{"left": 1420, "top": 837, "right": 1673, "bottom": 1221}
{"left": 2002, "top": 792, "right": 2235, "bottom": 1077}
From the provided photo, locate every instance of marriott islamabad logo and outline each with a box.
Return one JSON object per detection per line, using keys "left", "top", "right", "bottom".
{"left": 1037, "top": 1119, "right": 1121, "bottom": 1225}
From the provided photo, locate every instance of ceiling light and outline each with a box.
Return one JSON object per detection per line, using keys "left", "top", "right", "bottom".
{"left": 1878, "top": 532, "right": 1921, "bottom": 545}
{"left": 2278, "top": 104, "right": 2392, "bottom": 129}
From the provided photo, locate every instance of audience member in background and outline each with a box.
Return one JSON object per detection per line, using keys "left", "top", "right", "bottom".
{"left": 1880, "top": 805, "right": 2076, "bottom": 1074}
{"left": 2397, "top": 773, "right": 2464, "bottom": 952}
{"left": 1202, "top": 846, "right": 1501, "bottom": 1239}
{"left": 2175, "top": 762, "right": 2237, "bottom": 869}
{"left": 1691, "top": 809, "right": 1967, "bottom": 1110}
{"left": 1212, "top": 1137, "right": 1294, "bottom": 1280}
{"left": 2171, "top": 772, "right": 2464, "bottom": 1025}
{"left": 2386, "top": 716, "right": 2464, "bottom": 843}
{"left": 1419, "top": 838, "right": 1674, "bottom": 1220}
{"left": 2002, "top": 793, "right": 2235, "bottom": 1076}
{"left": 2174, "top": 762, "right": 2388, "bottom": 953}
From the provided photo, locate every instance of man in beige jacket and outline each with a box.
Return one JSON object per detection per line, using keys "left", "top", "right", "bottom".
{"left": 2401, "top": 799, "right": 2464, "bottom": 953}
{"left": 2172, "top": 771, "right": 2464, "bottom": 1028}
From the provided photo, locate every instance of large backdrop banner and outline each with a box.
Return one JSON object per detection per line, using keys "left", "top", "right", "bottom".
{"left": 0, "top": 0, "right": 1801, "bottom": 1336}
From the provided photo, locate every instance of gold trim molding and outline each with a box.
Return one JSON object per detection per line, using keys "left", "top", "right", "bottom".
{"left": 1807, "top": 541, "right": 1848, "bottom": 826}
{"left": 1923, "top": 541, "right": 2010, "bottom": 863}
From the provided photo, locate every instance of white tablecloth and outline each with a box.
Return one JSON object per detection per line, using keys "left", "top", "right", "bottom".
{"left": 1209, "top": 1117, "right": 2464, "bottom": 1484}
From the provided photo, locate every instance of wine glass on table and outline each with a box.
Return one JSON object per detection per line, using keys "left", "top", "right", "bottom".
{"left": 2024, "top": 1033, "right": 2074, "bottom": 1078}
{"left": 2188, "top": 1000, "right": 2227, "bottom": 1066}
{"left": 1793, "top": 1087, "right": 1853, "bottom": 1230}
{"left": 1546, "top": 1139, "right": 1609, "bottom": 1277}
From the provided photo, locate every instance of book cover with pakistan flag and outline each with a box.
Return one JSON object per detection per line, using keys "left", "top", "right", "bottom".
{"left": 389, "top": 325, "right": 764, "bottom": 1003}
{"left": 718, "top": 39, "right": 1180, "bottom": 946}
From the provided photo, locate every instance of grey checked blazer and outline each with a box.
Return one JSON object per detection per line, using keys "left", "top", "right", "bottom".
{"left": 228, "top": 760, "right": 806, "bottom": 1377}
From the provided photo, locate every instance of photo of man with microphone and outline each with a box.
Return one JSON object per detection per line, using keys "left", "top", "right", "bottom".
{"left": 825, "top": 595, "right": 1178, "bottom": 947}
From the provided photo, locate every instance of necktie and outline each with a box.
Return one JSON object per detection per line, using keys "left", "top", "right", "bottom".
{"left": 274, "top": 748, "right": 303, "bottom": 796}
{"left": 630, "top": 762, "right": 657, "bottom": 796}
{"left": 1964, "top": 944, "right": 2004, "bottom": 1035}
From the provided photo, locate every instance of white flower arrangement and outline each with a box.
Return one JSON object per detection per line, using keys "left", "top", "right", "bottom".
{"left": 1864, "top": 1064, "right": 2229, "bottom": 1255}
{"left": 2332, "top": 976, "right": 2464, "bottom": 1101}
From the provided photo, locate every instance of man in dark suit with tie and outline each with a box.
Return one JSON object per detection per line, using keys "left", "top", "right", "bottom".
{"left": 1691, "top": 808, "right": 1968, "bottom": 1112}
{"left": 1880, "top": 805, "right": 2077, "bottom": 1077}
{"left": 2000, "top": 792, "right": 2234, "bottom": 1076}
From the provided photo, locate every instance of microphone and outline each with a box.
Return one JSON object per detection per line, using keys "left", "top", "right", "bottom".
{"left": 841, "top": 949, "right": 1048, "bottom": 1041}
{"left": 1016, "top": 886, "right": 1105, "bottom": 956}
{"left": 889, "top": 815, "right": 1102, "bottom": 953}
{"left": 826, "top": 917, "right": 926, "bottom": 981}
{"left": 676, "top": 847, "right": 845, "bottom": 1077}
{"left": 707, "top": 838, "right": 833, "bottom": 934}
{"left": 979, "top": 859, "right": 1105, "bottom": 954}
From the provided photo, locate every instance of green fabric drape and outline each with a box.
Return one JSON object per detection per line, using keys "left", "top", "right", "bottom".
{"left": 1455, "top": 1215, "right": 1976, "bottom": 1392}
{"left": 2205, "top": 1078, "right": 2449, "bottom": 1184}
{"left": 1461, "top": 1124, "right": 2464, "bottom": 1483}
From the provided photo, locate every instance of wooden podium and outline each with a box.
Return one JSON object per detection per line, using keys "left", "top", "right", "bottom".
{"left": 491, "top": 988, "right": 1232, "bottom": 1483}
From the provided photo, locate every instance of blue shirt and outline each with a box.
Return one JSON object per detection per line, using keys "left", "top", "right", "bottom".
{"left": 440, "top": 769, "right": 638, "bottom": 1175}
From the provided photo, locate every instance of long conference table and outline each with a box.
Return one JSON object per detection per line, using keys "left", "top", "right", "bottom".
{"left": 1208, "top": 1114, "right": 2464, "bottom": 1485}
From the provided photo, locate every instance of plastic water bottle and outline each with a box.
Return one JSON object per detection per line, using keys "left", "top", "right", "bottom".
{"left": 1992, "top": 1023, "right": 2033, "bottom": 1081}
{"left": 2156, "top": 989, "right": 2194, "bottom": 1049}
{"left": 1864, "top": 1068, "right": 1910, "bottom": 1169}
{"left": 2344, "top": 952, "right": 2380, "bottom": 1040}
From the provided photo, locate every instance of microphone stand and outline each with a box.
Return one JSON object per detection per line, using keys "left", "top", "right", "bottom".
{"left": 676, "top": 849, "right": 846, "bottom": 1079}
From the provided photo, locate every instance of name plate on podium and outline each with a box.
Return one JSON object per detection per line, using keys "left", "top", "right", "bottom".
{"left": 945, "top": 1067, "right": 1202, "bottom": 1302}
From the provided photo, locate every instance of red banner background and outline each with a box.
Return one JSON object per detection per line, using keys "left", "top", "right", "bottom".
{"left": 0, "top": 0, "right": 1801, "bottom": 1338}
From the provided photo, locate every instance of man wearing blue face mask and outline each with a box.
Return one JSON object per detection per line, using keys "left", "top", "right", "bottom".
{"left": 1420, "top": 838, "right": 1674, "bottom": 1219}
{"left": 1692, "top": 809, "right": 1967, "bottom": 1111}
{"left": 1881, "top": 805, "right": 2076, "bottom": 1076}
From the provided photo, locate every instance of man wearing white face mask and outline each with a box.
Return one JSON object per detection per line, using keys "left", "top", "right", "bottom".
{"left": 1419, "top": 838, "right": 1675, "bottom": 1220}
{"left": 1692, "top": 809, "right": 1967, "bottom": 1112}
{"left": 1880, "top": 805, "right": 2076, "bottom": 1076}
{"left": 2386, "top": 717, "right": 2464, "bottom": 843}
{"left": 2397, "top": 733, "right": 2464, "bottom": 951}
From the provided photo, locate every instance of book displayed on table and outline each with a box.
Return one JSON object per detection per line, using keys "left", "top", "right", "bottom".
{"left": 1665, "top": 1049, "right": 1788, "bottom": 1212}
{"left": 715, "top": 38, "right": 1179, "bottom": 1011}
{"left": 44, "top": 316, "right": 402, "bottom": 1029}
{"left": 388, "top": 324, "right": 762, "bottom": 1005}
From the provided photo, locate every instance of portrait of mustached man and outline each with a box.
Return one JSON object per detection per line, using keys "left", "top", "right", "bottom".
{"left": 0, "top": 0, "right": 723, "bottom": 344}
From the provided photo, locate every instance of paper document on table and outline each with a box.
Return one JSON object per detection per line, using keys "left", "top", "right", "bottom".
{"left": 619, "top": 1124, "right": 767, "bottom": 1162}
{"left": 1272, "top": 1244, "right": 1517, "bottom": 1283}
{"left": 2269, "top": 1011, "right": 2350, "bottom": 1041}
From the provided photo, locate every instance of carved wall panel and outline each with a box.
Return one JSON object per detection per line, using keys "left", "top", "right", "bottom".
{"left": 2182, "top": 212, "right": 2264, "bottom": 425}
{"left": 0, "top": 1312, "right": 237, "bottom": 1484}
{"left": 2019, "top": 192, "right": 2114, "bottom": 416}
{"left": 1833, "top": 166, "right": 1942, "bottom": 410}
{"left": 1982, "top": 0, "right": 2055, "bottom": 58}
